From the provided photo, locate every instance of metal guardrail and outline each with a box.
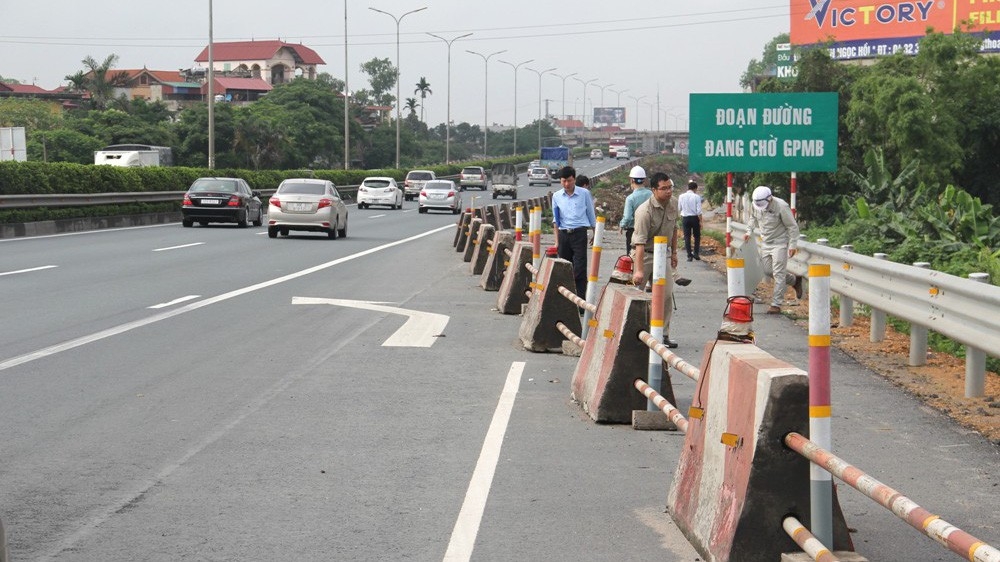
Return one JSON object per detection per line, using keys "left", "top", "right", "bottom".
{"left": 729, "top": 220, "right": 1000, "bottom": 359}
{"left": 0, "top": 186, "right": 362, "bottom": 209}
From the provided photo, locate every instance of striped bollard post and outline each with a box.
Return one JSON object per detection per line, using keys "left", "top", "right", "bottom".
{"left": 647, "top": 236, "right": 668, "bottom": 411}
{"left": 909, "top": 262, "right": 931, "bottom": 366}
{"left": 725, "top": 172, "right": 733, "bottom": 258}
{"left": 808, "top": 262, "right": 833, "bottom": 547}
{"left": 531, "top": 206, "right": 542, "bottom": 271}
{"left": 966, "top": 272, "right": 990, "bottom": 397}
{"left": 582, "top": 217, "right": 605, "bottom": 338}
{"left": 514, "top": 205, "right": 523, "bottom": 241}
{"left": 839, "top": 244, "right": 855, "bottom": 327}
{"left": 870, "top": 252, "right": 888, "bottom": 342}
{"left": 727, "top": 257, "right": 745, "bottom": 298}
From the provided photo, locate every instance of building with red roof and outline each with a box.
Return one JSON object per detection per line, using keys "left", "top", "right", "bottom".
{"left": 193, "top": 40, "right": 325, "bottom": 85}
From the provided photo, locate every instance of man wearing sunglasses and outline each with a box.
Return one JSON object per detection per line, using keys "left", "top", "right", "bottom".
{"left": 631, "top": 172, "right": 680, "bottom": 348}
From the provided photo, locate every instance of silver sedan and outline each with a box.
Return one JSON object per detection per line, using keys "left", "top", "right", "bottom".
{"left": 267, "top": 178, "right": 348, "bottom": 239}
{"left": 418, "top": 180, "right": 463, "bottom": 214}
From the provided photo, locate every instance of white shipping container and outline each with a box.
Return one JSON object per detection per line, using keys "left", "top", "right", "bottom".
{"left": 0, "top": 127, "right": 27, "bottom": 162}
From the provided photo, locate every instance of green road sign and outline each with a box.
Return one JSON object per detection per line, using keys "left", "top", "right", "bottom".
{"left": 689, "top": 92, "right": 838, "bottom": 172}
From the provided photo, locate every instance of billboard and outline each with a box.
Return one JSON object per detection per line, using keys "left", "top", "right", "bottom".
{"left": 790, "top": 0, "right": 1000, "bottom": 60}
{"left": 688, "top": 92, "right": 839, "bottom": 173}
{"left": 593, "top": 107, "right": 626, "bottom": 126}
{"left": 0, "top": 127, "right": 27, "bottom": 162}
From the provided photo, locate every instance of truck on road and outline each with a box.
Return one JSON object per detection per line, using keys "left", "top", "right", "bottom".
{"left": 539, "top": 146, "right": 572, "bottom": 179}
{"left": 490, "top": 163, "right": 518, "bottom": 199}
{"left": 94, "top": 144, "right": 173, "bottom": 167}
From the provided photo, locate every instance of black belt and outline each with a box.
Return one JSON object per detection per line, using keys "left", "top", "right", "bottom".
{"left": 559, "top": 226, "right": 588, "bottom": 234}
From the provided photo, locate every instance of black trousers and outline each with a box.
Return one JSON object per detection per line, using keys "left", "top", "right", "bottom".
{"left": 557, "top": 227, "right": 589, "bottom": 297}
{"left": 682, "top": 216, "right": 701, "bottom": 258}
{"left": 624, "top": 227, "right": 635, "bottom": 255}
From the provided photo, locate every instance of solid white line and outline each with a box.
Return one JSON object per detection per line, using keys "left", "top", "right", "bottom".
{"left": 443, "top": 361, "right": 524, "bottom": 562}
{"left": 148, "top": 295, "right": 201, "bottom": 309}
{"left": 0, "top": 265, "right": 58, "bottom": 277}
{"left": 369, "top": 214, "right": 387, "bottom": 219}
{"left": 0, "top": 224, "right": 455, "bottom": 373}
{"left": 152, "top": 242, "right": 204, "bottom": 252}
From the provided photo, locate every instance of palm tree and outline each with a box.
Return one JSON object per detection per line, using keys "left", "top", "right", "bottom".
{"left": 414, "top": 77, "right": 432, "bottom": 122}
{"left": 404, "top": 97, "right": 419, "bottom": 117}
{"left": 65, "top": 54, "right": 131, "bottom": 109}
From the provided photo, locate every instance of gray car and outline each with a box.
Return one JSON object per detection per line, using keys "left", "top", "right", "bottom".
{"left": 267, "top": 178, "right": 348, "bottom": 239}
{"left": 418, "top": 179, "right": 463, "bottom": 214}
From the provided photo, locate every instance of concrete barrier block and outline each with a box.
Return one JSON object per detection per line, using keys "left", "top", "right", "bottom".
{"left": 480, "top": 230, "right": 514, "bottom": 291}
{"left": 462, "top": 218, "right": 483, "bottom": 263}
{"left": 470, "top": 223, "right": 496, "bottom": 275}
{"left": 496, "top": 241, "right": 534, "bottom": 315}
{"left": 454, "top": 212, "right": 470, "bottom": 250}
{"left": 518, "top": 257, "right": 582, "bottom": 352}
{"left": 498, "top": 203, "right": 512, "bottom": 230}
{"left": 570, "top": 283, "right": 661, "bottom": 423}
{"left": 668, "top": 342, "right": 854, "bottom": 562}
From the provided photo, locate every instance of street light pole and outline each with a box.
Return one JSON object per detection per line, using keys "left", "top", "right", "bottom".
{"left": 597, "top": 83, "right": 614, "bottom": 109}
{"left": 467, "top": 49, "right": 507, "bottom": 158}
{"left": 427, "top": 32, "right": 472, "bottom": 164}
{"left": 343, "top": 1, "right": 349, "bottom": 169}
{"left": 369, "top": 5, "right": 427, "bottom": 169}
{"left": 629, "top": 95, "right": 647, "bottom": 131}
{"left": 609, "top": 87, "right": 628, "bottom": 107}
{"left": 573, "top": 77, "right": 597, "bottom": 127}
{"left": 526, "top": 66, "right": 556, "bottom": 152}
{"left": 552, "top": 72, "right": 577, "bottom": 119}
{"left": 207, "top": 0, "right": 214, "bottom": 169}
{"left": 499, "top": 58, "right": 533, "bottom": 156}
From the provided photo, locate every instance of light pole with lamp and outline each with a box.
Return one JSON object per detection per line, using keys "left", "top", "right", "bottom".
{"left": 551, "top": 71, "right": 577, "bottom": 119}
{"left": 597, "top": 83, "right": 614, "bottom": 109}
{"left": 498, "top": 59, "right": 533, "bottom": 156}
{"left": 369, "top": 5, "right": 427, "bottom": 169}
{"left": 467, "top": 49, "right": 507, "bottom": 157}
{"left": 427, "top": 32, "right": 472, "bottom": 164}
{"left": 526, "top": 66, "right": 556, "bottom": 152}
{"left": 207, "top": 0, "right": 215, "bottom": 169}
{"left": 609, "top": 87, "right": 628, "bottom": 108}
{"left": 573, "top": 77, "right": 597, "bottom": 127}
{"left": 629, "top": 94, "right": 647, "bottom": 131}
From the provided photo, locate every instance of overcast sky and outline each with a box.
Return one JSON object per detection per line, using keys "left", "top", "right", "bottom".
{"left": 0, "top": 1, "right": 789, "bottom": 130}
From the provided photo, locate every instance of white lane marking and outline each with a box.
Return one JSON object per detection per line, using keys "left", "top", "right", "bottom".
{"left": 0, "top": 224, "right": 455, "bottom": 373}
{"left": 148, "top": 295, "right": 201, "bottom": 309}
{"left": 443, "top": 362, "right": 524, "bottom": 562}
{"left": 152, "top": 242, "right": 204, "bottom": 252}
{"left": 292, "top": 297, "right": 449, "bottom": 347}
{"left": 0, "top": 265, "right": 58, "bottom": 277}
{"left": 369, "top": 214, "right": 387, "bottom": 219}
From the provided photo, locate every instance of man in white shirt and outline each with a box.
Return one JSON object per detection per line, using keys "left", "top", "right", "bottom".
{"left": 677, "top": 179, "right": 703, "bottom": 262}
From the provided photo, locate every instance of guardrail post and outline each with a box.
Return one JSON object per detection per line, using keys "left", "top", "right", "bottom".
{"left": 966, "top": 272, "right": 990, "bottom": 397}
{"left": 808, "top": 262, "right": 834, "bottom": 548}
{"left": 647, "top": 236, "right": 668, "bottom": 412}
{"left": 870, "top": 253, "right": 888, "bottom": 342}
{"left": 839, "top": 244, "right": 855, "bottom": 328}
{"left": 531, "top": 206, "right": 542, "bottom": 271}
{"left": 514, "top": 205, "right": 523, "bottom": 241}
{"left": 727, "top": 257, "right": 746, "bottom": 298}
{"left": 908, "top": 262, "right": 931, "bottom": 366}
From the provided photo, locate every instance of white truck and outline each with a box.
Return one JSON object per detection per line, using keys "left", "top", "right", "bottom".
{"left": 94, "top": 144, "right": 173, "bottom": 167}
{"left": 0, "top": 127, "right": 27, "bottom": 162}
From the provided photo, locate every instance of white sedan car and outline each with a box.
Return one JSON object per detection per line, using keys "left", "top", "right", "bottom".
{"left": 418, "top": 180, "right": 463, "bottom": 214}
{"left": 267, "top": 178, "right": 348, "bottom": 239}
{"left": 358, "top": 176, "right": 403, "bottom": 209}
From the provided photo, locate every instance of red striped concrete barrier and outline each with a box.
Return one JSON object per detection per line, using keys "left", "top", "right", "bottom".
{"left": 480, "top": 230, "right": 514, "bottom": 291}
{"left": 470, "top": 223, "right": 496, "bottom": 275}
{"left": 517, "top": 256, "right": 581, "bottom": 352}
{"left": 570, "top": 283, "right": 676, "bottom": 423}
{"left": 668, "top": 342, "right": 854, "bottom": 562}
{"left": 462, "top": 218, "right": 483, "bottom": 263}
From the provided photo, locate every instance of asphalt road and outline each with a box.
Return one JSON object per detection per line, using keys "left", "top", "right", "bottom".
{"left": 1, "top": 159, "right": 996, "bottom": 561}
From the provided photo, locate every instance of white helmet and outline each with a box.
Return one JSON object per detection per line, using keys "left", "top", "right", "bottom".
{"left": 629, "top": 166, "right": 646, "bottom": 180}
{"left": 752, "top": 186, "right": 772, "bottom": 209}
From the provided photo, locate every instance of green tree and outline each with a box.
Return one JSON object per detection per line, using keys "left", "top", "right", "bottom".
{"left": 0, "top": 98, "right": 63, "bottom": 132}
{"left": 414, "top": 77, "right": 432, "bottom": 122}
{"left": 173, "top": 103, "right": 239, "bottom": 168}
{"left": 233, "top": 111, "right": 289, "bottom": 170}
{"left": 28, "top": 129, "right": 103, "bottom": 163}
{"left": 404, "top": 97, "right": 419, "bottom": 117}
{"left": 357, "top": 58, "right": 398, "bottom": 108}
{"left": 740, "top": 33, "right": 790, "bottom": 90}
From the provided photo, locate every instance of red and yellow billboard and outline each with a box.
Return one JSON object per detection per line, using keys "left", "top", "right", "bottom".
{"left": 791, "top": 0, "right": 1000, "bottom": 59}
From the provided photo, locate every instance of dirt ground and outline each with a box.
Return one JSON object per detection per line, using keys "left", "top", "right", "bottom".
{"left": 697, "top": 225, "right": 1000, "bottom": 445}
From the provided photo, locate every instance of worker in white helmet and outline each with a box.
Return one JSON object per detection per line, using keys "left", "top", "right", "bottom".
{"left": 619, "top": 166, "right": 652, "bottom": 254}
{"left": 745, "top": 185, "right": 803, "bottom": 313}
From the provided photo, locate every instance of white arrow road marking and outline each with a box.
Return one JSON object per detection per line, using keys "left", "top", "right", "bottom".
{"left": 368, "top": 214, "right": 387, "bottom": 219}
{"left": 0, "top": 265, "right": 58, "bottom": 277}
{"left": 148, "top": 295, "right": 201, "bottom": 309}
{"left": 292, "top": 296, "right": 449, "bottom": 347}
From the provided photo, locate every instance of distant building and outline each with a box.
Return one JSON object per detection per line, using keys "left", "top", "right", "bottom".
{"left": 193, "top": 40, "right": 325, "bottom": 85}
{"left": 0, "top": 82, "right": 86, "bottom": 109}
{"left": 552, "top": 118, "right": 585, "bottom": 135}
